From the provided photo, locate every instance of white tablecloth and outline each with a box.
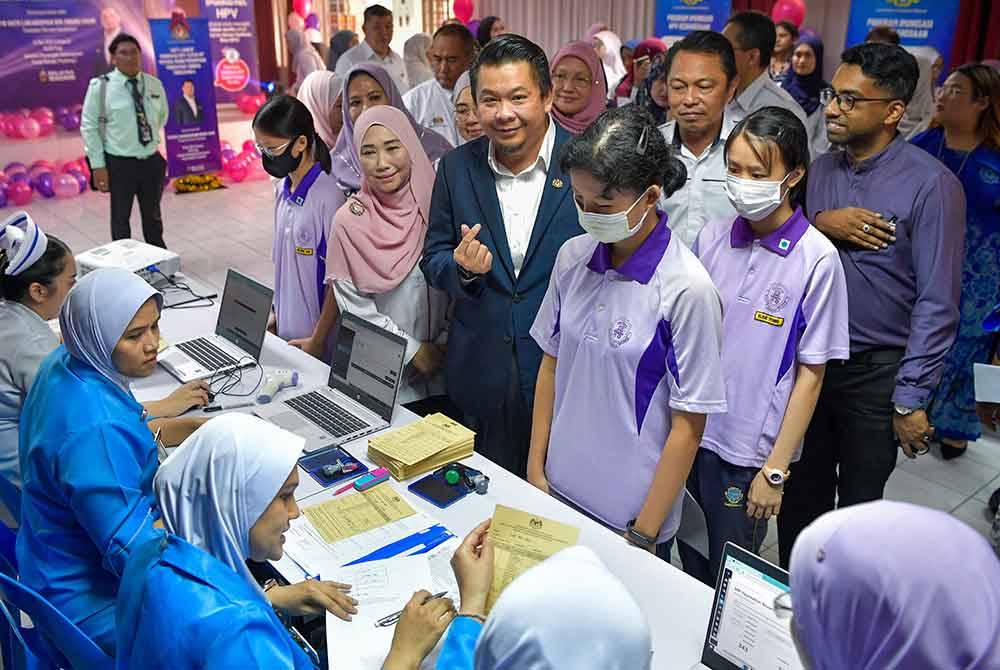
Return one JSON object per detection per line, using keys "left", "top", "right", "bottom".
{"left": 136, "top": 299, "right": 714, "bottom": 670}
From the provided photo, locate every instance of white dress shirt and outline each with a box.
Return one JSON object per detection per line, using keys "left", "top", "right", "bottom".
{"left": 403, "top": 78, "right": 460, "bottom": 147}
{"left": 657, "top": 116, "right": 739, "bottom": 248}
{"left": 183, "top": 96, "right": 198, "bottom": 117}
{"left": 331, "top": 263, "right": 449, "bottom": 404}
{"left": 488, "top": 116, "right": 557, "bottom": 277}
{"left": 335, "top": 40, "right": 409, "bottom": 93}
{"left": 726, "top": 71, "right": 812, "bottom": 151}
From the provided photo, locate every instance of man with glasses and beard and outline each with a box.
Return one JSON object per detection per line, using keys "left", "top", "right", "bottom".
{"left": 777, "top": 42, "right": 966, "bottom": 567}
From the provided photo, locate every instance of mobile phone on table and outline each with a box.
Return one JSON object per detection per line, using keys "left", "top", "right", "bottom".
{"left": 354, "top": 467, "right": 390, "bottom": 492}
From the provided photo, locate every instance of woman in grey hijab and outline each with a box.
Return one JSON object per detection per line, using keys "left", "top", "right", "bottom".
{"left": 327, "top": 29, "right": 357, "bottom": 71}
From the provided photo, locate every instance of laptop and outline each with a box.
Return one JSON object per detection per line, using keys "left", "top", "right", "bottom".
{"left": 254, "top": 312, "right": 406, "bottom": 453}
{"left": 158, "top": 269, "right": 273, "bottom": 383}
{"left": 692, "top": 542, "right": 805, "bottom": 670}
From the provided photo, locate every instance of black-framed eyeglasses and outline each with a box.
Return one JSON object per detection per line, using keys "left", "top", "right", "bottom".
{"left": 819, "top": 88, "right": 897, "bottom": 112}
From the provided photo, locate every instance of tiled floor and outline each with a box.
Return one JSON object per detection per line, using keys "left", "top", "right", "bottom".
{"left": 15, "top": 180, "right": 1000, "bottom": 560}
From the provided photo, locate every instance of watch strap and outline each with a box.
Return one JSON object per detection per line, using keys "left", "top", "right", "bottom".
{"left": 625, "top": 519, "right": 657, "bottom": 547}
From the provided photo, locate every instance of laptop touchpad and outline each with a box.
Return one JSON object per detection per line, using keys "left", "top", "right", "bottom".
{"left": 271, "top": 410, "right": 323, "bottom": 434}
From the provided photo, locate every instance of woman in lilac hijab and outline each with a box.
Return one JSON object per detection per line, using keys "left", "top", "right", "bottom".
{"left": 788, "top": 500, "right": 1000, "bottom": 669}
{"left": 329, "top": 62, "right": 452, "bottom": 193}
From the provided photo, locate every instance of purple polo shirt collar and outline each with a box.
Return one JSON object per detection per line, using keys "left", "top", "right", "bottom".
{"left": 586, "top": 210, "right": 672, "bottom": 284}
{"left": 282, "top": 162, "right": 324, "bottom": 206}
{"left": 729, "top": 207, "right": 810, "bottom": 257}
{"left": 840, "top": 133, "right": 905, "bottom": 175}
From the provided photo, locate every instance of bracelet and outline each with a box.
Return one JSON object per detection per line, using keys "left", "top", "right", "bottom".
{"left": 457, "top": 612, "right": 486, "bottom": 623}
{"left": 457, "top": 265, "right": 480, "bottom": 281}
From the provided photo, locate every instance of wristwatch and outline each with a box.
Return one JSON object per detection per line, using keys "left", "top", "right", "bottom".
{"left": 762, "top": 467, "right": 790, "bottom": 487}
{"left": 625, "top": 519, "right": 657, "bottom": 549}
{"left": 894, "top": 404, "right": 918, "bottom": 416}
{"left": 457, "top": 265, "right": 480, "bottom": 282}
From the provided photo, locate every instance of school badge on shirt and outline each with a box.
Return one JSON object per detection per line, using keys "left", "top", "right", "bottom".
{"left": 755, "top": 282, "right": 789, "bottom": 327}
{"left": 609, "top": 318, "right": 632, "bottom": 347}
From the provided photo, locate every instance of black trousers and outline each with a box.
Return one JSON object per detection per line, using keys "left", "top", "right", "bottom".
{"left": 777, "top": 349, "right": 904, "bottom": 567}
{"left": 464, "top": 350, "right": 531, "bottom": 479}
{"left": 106, "top": 152, "right": 167, "bottom": 248}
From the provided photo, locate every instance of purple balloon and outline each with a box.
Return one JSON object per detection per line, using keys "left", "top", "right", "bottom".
{"left": 4, "top": 162, "right": 26, "bottom": 176}
{"left": 61, "top": 113, "right": 81, "bottom": 131}
{"left": 67, "top": 169, "right": 88, "bottom": 193}
{"left": 0, "top": 188, "right": 6, "bottom": 208}
{"left": 221, "top": 148, "right": 238, "bottom": 164}
{"left": 10, "top": 172, "right": 28, "bottom": 183}
{"left": 305, "top": 12, "right": 320, "bottom": 29}
{"left": 54, "top": 105, "right": 69, "bottom": 118}
{"left": 34, "top": 172, "right": 55, "bottom": 198}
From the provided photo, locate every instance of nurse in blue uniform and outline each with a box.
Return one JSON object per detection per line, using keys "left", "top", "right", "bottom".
{"left": 116, "top": 414, "right": 332, "bottom": 669}
{"left": 17, "top": 268, "right": 168, "bottom": 654}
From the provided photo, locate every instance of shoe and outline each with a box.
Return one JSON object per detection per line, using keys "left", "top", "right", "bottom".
{"left": 940, "top": 442, "right": 967, "bottom": 460}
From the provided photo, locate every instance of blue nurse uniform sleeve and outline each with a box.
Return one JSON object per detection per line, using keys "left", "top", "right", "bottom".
{"left": 58, "top": 422, "right": 160, "bottom": 577}
{"left": 435, "top": 615, "right": 483, "bottom": 670}
{"left": 203, "top": 612, "right": 316, "bottom": 669}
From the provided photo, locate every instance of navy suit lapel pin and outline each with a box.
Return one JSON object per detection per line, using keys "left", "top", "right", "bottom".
{"left": 551, "top": 178, "right": 564, "bottom": 189}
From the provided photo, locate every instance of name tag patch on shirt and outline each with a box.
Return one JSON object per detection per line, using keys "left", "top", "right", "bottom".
{"left": 295, "top": 246, "right": 314, "bottom": 256}
{"left": 754, "top": 311, "right": 785, "bottom": 327}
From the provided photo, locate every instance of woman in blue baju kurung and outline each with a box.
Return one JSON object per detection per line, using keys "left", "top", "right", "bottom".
{"left": 913, "top": 64, "right": 1000, "bottom": 457}
{"left": 16, "top": 268, "right": 168, "bottom": 655}
{"left": 115, "top": 413, "right": 320, "bottom": 669}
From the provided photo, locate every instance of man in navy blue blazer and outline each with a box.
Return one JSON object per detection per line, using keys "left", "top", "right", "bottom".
{"left": 421, "top": 35, "right": 583, "bottom": 478}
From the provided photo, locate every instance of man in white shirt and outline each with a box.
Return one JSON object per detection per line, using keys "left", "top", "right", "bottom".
{"left": 723, "top": 12, "right": 809, "bottom": 138}
{"left": 403, "top": 24, "right": 476, "bottom": 147}
{"left": 335, "top": 4, "right": 408, "bottom": 93}
{"left": 658, "top": 31, "right": 739, "bottom": 247}
{"left": 420, "top": 35, "right": 582, "bottom": 477}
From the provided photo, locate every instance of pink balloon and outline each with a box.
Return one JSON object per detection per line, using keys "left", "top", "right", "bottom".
{"left": 242, "top": 139, "right": 256, "bottom": 154}
{"left": 221, "top": 140, "right": 233, "bottom": 153}
{"left": 31, "top": 107, "right": 54, "bottom": 120}
{"left": 292, "top": 0, "right": 311, "bottom": 19}
{"left": 771, "top": 0, "right": 805, "bottom": 28}
{"left": 61, "top": 160, "right": 81, "bottom": 174}
{"left": 36, "top": 116, "right": 54, "bottom": 136}
{"left": 15, "top": 108, "right": 31, "bottom": 118}
{"left": 9, "top": 181, "right": 32, "bottom": 206}
{"left": 227, "top": 161, "right": 249, "bottom": 182}
{"left": 17, "top": 117, "right": 40, "bottom": 140}
{"left": 53, "top": 173, "right": 79, "bottom": 198}
{"left": 453, "top": 0, "right": 474, "bottom": 24}
{"left": 2, "top": 116, "right": 20, "bottom": 139}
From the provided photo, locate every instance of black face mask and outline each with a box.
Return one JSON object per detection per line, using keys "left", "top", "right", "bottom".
{"left": 261, "top": 137, "right": 304, "bottom": 178}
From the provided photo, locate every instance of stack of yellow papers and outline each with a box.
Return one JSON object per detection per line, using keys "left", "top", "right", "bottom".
{"left": 367, "top": 413, "right": 475, "bottom": 480}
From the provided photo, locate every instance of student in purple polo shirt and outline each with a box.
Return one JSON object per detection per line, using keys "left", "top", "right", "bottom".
{"left": 253, "top": 95, "right": 343, "bottom": 360}
{"left": 777, "top": 43, "right": 965, "bottom": 567}
{"left": 689, "top": 107, "right": 849, "bottom": 582}
{"left": 528, "top": 106, "right": 727, "bottom": 558}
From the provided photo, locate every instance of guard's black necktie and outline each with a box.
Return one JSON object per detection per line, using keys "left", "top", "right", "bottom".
{"left": 126, "top": 77, "right": 153, "bottom": 146}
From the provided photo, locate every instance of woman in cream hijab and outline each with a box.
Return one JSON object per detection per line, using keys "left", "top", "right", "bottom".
{"left": 116, "top": 414, "right": 357, "bottom": 668}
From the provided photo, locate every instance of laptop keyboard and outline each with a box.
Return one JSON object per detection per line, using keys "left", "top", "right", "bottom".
{"left": 175, "top": 338, "right": 239, "bottom": 371}
{"left": 286, "top": 391, "right": 369, "bottom": 438}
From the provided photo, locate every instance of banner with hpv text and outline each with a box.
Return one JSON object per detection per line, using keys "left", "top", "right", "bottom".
{"left": 150, "top": 16, "right": 222, "bottom": 177}
{"left": 200, "top": 0, "right": 259, "bottom": 104}
{"left": 654, "top": 0, "right": 732, "bottom": 43}
{"left": 846, "top": 0, "right": 960, "bottom": 81}
{"left": 0, "top": 0, "right": 153, "bottom": 110}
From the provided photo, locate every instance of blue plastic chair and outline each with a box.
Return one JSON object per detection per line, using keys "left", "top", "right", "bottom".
{"left": 0, "top": 573, "right": 112, "bottom": 670}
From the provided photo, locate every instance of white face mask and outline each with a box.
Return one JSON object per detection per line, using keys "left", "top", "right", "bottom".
{"left": 724, "top": 173, "right": 792, "bottom": 222}
{"left": 575, "top": 188, "right": 653, "bottom": 243}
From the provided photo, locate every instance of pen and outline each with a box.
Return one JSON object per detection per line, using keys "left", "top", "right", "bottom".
{"left": 333, "top": 479, "right": 358, "bottom": 496}
{"left": 374, "top": 591, "right": 449, "bottom": 628}
{"left": 203, "top": 401, "right": 255, "bottom": 413}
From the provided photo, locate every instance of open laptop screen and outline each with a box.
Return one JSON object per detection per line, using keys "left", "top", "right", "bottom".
{"left": 701, "top": 543, "right": 804, "bottom": 670}
{"left": 215, "top": 269, "right": 273, "bottom": 360}
{"left": 328, "top": 312, "right": 406, "bottom": 421}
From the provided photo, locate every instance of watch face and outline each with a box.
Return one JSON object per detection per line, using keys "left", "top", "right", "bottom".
{"left": 768, "top": 472, "right": 783, "bottom": 484}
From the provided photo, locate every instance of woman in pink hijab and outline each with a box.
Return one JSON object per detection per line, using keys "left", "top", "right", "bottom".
{"left": 550, "top": 41, "right": 608, "bottom": 135}
{"left": 325, "top": 106, "right": 449, "bottom": 410}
